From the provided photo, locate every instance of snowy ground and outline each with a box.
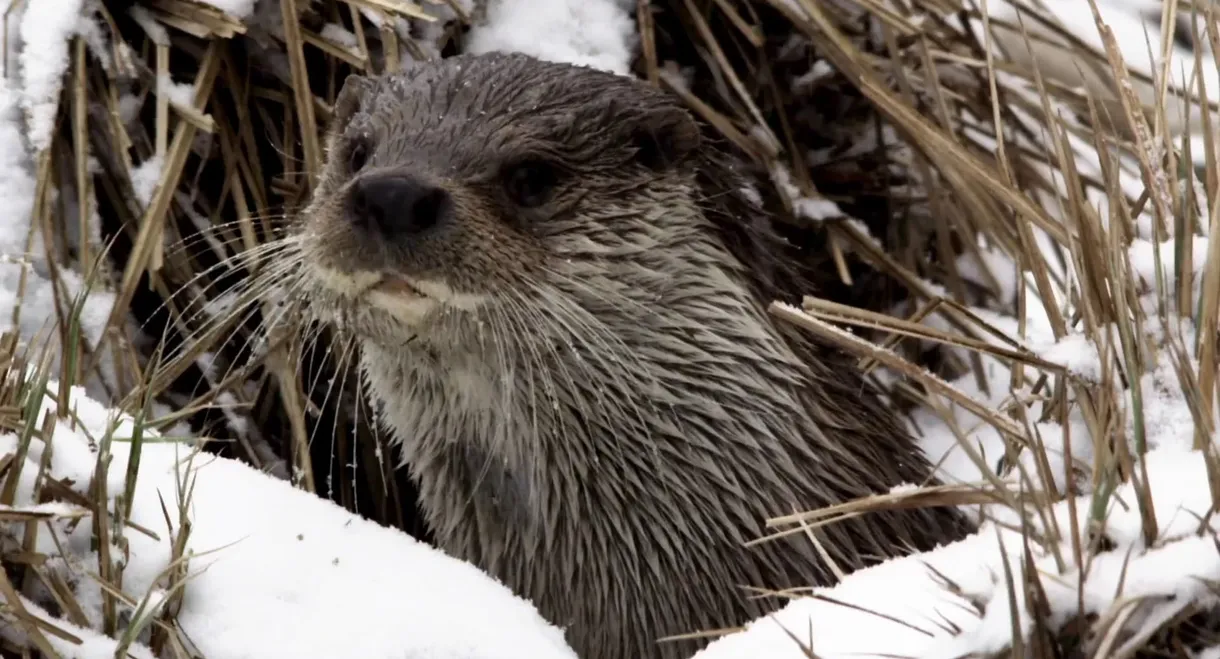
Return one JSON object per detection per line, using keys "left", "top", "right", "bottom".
{"left": 2, "top": 0, "right": 1219, "bottom": 657}
{"left": 3, "top": 387, "right": 578, "bottom": 659}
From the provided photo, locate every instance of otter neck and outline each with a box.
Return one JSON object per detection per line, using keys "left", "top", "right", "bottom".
{"left": 356, "top": 251, "right": 809, "bottom": 527}
{"left": 356, "top": 202, "right": 845, "bottom": 656}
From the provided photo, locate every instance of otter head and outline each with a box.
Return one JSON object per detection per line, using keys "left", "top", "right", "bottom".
{"left": 296, "top": 52, "right": 704, "bottom": 350}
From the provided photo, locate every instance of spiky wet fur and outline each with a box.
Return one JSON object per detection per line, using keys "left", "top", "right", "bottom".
{"left": 276, "top": 52, "right": 973, "bottom": 659}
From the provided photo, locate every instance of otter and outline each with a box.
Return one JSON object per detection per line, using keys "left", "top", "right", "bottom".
{"left": 287, "top": 52, "right": 971, "bottom": 659}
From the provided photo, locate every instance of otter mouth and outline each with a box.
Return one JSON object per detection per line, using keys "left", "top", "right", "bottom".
{"left": 309, "top": 266, "right": 429, "bottom": 301}
{"left": 303, "top": 265, "right": 437, "bottom": 327}
{"left": 305, "top": 264, "right": 485, "bottom": 336}
{"left": 374, "top": 274, "right": 427, "bottom": 299}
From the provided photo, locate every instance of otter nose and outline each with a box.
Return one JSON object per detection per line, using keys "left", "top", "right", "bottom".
{"left": 348, "top": 174, "right": 451, "bottom": 237}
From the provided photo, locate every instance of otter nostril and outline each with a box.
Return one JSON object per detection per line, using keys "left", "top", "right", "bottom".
{"left": 347, "top": 174, "right": 451, "bottom": 237}
{"left": 410, "top": 189, "right": 449, "bottom": 234}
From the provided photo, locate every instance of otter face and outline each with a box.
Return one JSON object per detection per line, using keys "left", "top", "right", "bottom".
{"left": 295, "top": 52, "right": 703, "bottom": 348}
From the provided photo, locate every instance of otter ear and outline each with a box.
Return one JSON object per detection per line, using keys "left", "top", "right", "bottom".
{"left": 331, "top": 73, "right": 373, "bottom": 130}
{"left": 623, "top": 104, "right": 701, "bottom": 171}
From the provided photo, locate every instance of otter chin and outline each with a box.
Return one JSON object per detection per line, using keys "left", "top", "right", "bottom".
{"left": 292, "top": 51, "right": 972, "bottom": 659}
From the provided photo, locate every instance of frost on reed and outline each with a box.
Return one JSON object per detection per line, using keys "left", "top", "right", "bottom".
{"left": 1, "top": 0, "right": 1220, "bottom": 657}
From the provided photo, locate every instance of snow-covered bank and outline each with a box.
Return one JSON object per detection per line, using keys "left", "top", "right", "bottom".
{"left": 465, "top": 0, "right": 637, "bottom": 74}
{"left": 1, "top": 384, "right": 577, "bottom": 658}
{"left": 695, "top": 443, "right": 1220, "bottom": 658}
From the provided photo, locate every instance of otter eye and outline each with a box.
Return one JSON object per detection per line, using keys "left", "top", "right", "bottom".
{"left": 348, "top": 139, "right": 370, "bottom": 173}
{"left": 502, "top": 160, "right": 558, "bottom": 208}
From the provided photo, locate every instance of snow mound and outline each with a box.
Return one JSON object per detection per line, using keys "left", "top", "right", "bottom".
{"left": 1, "top": 384, "right": 577, "bottom": 659}
{"left": 695, "top": 445, "right": 1220, "bottom": 658}
{"left": 466, "top": 0, "right": 637, "bottom": 75}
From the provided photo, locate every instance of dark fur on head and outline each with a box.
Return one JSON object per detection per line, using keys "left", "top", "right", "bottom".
{"left": 290, "top": 52, "right": 971, "bottom": 659}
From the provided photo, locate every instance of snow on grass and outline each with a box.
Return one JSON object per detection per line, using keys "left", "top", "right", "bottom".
{"left": 1, "top": 4, "right": 119, "bottom": 400}
{"left": 131, "top": 155, "right": 166, "bottom": 209}
{"left": 698, "top": 53, "right": 1218, "bottom": 649}
{"left": 0, "top": 83, "right": 35, "bottom": 257}
{"left": 157, "top": 74, "right": 197, "bottom": 108}
{"left": 696, "top": 442, "right": 1220, "bottom": 658}
{"left": 16, "top": 0, "right": 85, "bottom": 151}
{"left": 1, "top": 383, "right": 578, "bottom": 659}
{"left": 10, "top": 594, "right": 157, "bottom": 659}
{"left": 770, "top": 163, "right": 844, "bottom": 221}
{"left": 320, "top": 22, "right": 359, "bottom": 50}
{"left": 196, "top": 0, "right": 260, "bottom": 18}
{"left": 982, "top": 0, "right": 1218, "bottom": 164}
{"left": 466, "top": 0, "right": 638, "bottom": 75}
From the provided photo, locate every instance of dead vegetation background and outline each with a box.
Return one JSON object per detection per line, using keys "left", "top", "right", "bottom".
{"left": 1, "top": 0, "right": 1220, "bottom": 656}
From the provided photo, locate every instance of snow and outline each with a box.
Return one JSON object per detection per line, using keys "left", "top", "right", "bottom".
{"left": 1, "top": 383, "right": 578, "bottom": 659}
{"left": 12, "top": 594, "right": 157, "bottom": 659}
{"left": 1034, "top": 332, "right": 1104, "bottom": 381}
{"left": 129, "top": 6, "right": 170, "bottom": 46}
{"left": 693, "top": 2, "right": 1220, "bottom": 642}
{"left": 131, "top": 155, "right": 165, "bottom": 209}
{"left": 320, "top": 23, "right": 359, "bottom": 50}
{"left": 197, "top": 0, "right": 260, "bottom": 18}
{"left": 982, "top": 0, "right": 1219, "bottom": 164}
{"left": 696, "top": 443, "right": 1220, "bottom": 658}
{"left": 466, "top": 0, "right": 638, "bottom": 75}
{"left": 17, "top": 0, "right": 85, "bottom": 151}
{"left": 1128, "top": 236, "right": 1213, "bottom": 290}
{"left": 0, "top": 4, "right": 119, "bottom": 402}
{"left": 770, "top": 162, "right": 844, "bottom": 221}
{"left": 157, "top": 74, "right": 196, "bottom": 108}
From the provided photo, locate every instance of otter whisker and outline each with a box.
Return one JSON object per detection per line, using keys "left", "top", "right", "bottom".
{"left": 139, "top": 237, "right": 306, "bottom": 336}
{"left": 318, "top": 332, "right": 359, "bottom": 501}
{"left": 484, "top": 292, "right": 568, "bottom": 482}
{"left": 499, "top": 290, "right": 559, "bottom": 455}
{"left": 150, "top": 267, "right": 310, "bottom": 394}
{"left": 156, "top": 268, "right": 304, "bottom": 367}
{"left": 524, "top": 282, "right": 660, "bottom": 440}
{"left": 344, "top": 329, "right": 394, "bottom": 505}
{"left": 138, "top": 243, "right": 297, "bottom": 333}
{"left": 155, "top": 260, "right": 302, "bottom": 343}
{"left": 497, "top": 288, "right": 670, "bottom": 503}
{"left": 501, "top": 289, "right": 600, "bottom": 438}
{"left": 162, "top": 216, "right": 296, "bottom": 259}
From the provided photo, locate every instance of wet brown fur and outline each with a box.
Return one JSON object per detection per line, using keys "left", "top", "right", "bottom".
{"left": 290, "top": 52, "right": 973, "bottom": 659}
